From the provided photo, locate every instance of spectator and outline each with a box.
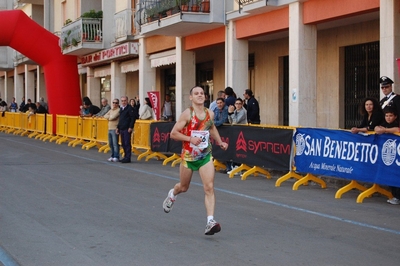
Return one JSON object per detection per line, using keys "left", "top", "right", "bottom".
{"left": 23, "top": 99, "right": 36, "bottom": 113}
{"left": 375, "top": 106, "right": 400, "bottom": 135}
{"left": 39, "top": 97, "right": 48, "bottom": 111}
{"left": 204, "top": 93, "right": 210, "bottom": 108}
{"left": 374, "top": 106, "right": 400, "bottom": 205}
{"left": 94, "top": 98, "right": 111, "bottom": 117}
{"left": 161, "top": 93, "right": 174, "bottom": 121}
{"left": 351, "top": 97, "right": 384, "bottom": 134}
{"left": 228, "top": 98, "right": 248, "bottom": 125}
{"left": 209, "top": 90, "right": 226, "bottom": 112}
{"left": 19, "top": 97, "right": 25, "bottom": 112}
{"left": 213, "top": 97, "right": 228, "bottom": 127}
{"left": 224, "top": 87, "right": 236, "bottom": 109}
{"left": 116, "top": 96, "right": 136, "bottom": 163}
{"left": 104, "top": 98, "right": 120, "bottom": 162}
{"left": 226, "top": 98, "right": 248, "bottom": 174}
{"left": 9, "top": 97, "right": 18, "bottom": 112}
{"left": 243, "top": 89, "right": 261, "bottom": 124}
{"left": 80, "top": 97, "right": 100, "bottom": 117}
{"left": 139, "top": 97, "right": 154, "bottom": 120}
{"left": 0, "top": 100, "right": 8, "bottom": 113}
{"left": 379, "top": 76, "right": 400, "bottom": 117}
{"left": 130, "top": 98, "right": 140, "bottom": 119}
{"left": 35, "top": 102, "right": 48, "bottom": 114}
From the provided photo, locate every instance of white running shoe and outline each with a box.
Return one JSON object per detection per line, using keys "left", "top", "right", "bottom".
{"left": 107, "top": 157, "right": 113, "bottom": 162}
{"left": 205, "top": 219, "right": 221, "bottom": 235}
{"left": 163, "top": 189, "right": 175, "bottom": 213}
{"left": 387, "top": 197, "right": 400, "bottom": 205}
{"left": 112, "top": 158, "right": 119, "bottom": 162}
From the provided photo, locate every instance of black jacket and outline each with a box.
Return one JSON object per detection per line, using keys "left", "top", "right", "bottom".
{"left": 117, "top": 105, "right": 136, "bottom": 130}
{"left": 244, "top": 97, "right": 261, "bottom": 124}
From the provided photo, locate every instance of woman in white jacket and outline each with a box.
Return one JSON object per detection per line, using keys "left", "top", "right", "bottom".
{"left": 139, "top": 97, "right": 154, "bottom": 120}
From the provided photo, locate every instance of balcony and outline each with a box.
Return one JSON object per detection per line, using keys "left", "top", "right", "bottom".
{"left": 136, "top": 0, "right": 225, "bottom": 37}
{"left": 114, "top": 8, "right": 137, "bottom": 44}
{"left": 13, "top": 50, "right": 37, "bottom": 67}
{"left": 60, "top": 18, "right": 103, "bottom": 56}
{"left": 227, "top": 0, "right": 292, "bottom": 20}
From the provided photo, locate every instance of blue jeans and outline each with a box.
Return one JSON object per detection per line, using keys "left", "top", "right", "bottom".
{"left": 108, "top": 129, "right": 120, "bottom": 159}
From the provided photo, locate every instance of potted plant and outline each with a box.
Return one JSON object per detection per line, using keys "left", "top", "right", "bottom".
{"left": 81, "top": 9, "right": 103, "bottom": 19}
{"left": 163, "top": 0, "right": 176, "bottom": 16}
{"left": 201, "top": 0, "right": 210, "bottom": 13}
{"left": 191, "top": 0, "right": 201, "bottom": 12}
{"left": 146, "top": 6, "right": 159, "bottom": 22}
{"left": 178, "top": 0, "right": 190, "bottom": 12}
{"left": 64, "top": 18, "right": 72, "bottom": 26}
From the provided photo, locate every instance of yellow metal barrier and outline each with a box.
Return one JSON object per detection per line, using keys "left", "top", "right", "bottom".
{"left": 95, "top": 118, "right": 109, "bottom": 152}
{"left": 132, "top": 120, "right": 167, "bottom": 161}
{"left": 50, "top": 115, "right": 68, "bottom": 143}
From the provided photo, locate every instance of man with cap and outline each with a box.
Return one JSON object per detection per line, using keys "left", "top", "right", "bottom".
{"left": 379, "top": 76, "right": 400, "bottom": 117}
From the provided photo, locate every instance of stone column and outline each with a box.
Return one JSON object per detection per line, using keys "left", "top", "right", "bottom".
{"left": 86, "top": 67, "right": 101, "bottom": 104}
{"left": 14, "top": 68, "right": 24, "bottom": 104}
{"left": 289, "top": 2, "right": 317, "bottom": 127}
{"left": 380, "top": 0, "right": 400, "bottom": 93}
{"left": 176, "top": 37, "right": 195, "bottom": 115}
{"left": 225, "top": 20, "right": 248, "bottom": 92}
{"left": 37, "top": 66, "right": 47, "bottom": 102}
{"left": 111, "top": 61, "right": 125, "bottom": 100}
{"left": 25, "top": 65, "right": 35, "bottom": 102}
{"left": 138, "top": 38, "right": 156, "bottom": 102}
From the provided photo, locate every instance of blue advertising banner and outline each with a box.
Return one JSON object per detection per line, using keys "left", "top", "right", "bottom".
{"left": 294, "top": 128, "right": 400, "bottom": 187}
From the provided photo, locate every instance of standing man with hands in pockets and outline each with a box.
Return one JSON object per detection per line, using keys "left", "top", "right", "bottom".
{"left": 116, "top": 96, "right": 136, "bottom": 163}
{"left": 163, "top": 86, "right": 228, "bottom": 236}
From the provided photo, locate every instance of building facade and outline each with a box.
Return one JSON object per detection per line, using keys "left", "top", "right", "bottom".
{"left": 0, "top": 0, "right": 399, "bottom": 129}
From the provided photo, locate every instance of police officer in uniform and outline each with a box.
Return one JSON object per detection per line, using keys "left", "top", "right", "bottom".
{"left": 379, "top": 76, "right": 400, "bottom": 116}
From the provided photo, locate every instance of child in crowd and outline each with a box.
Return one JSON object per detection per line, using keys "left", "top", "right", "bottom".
{"left": 375, "top": 107, "right": 400, "bottom": 205}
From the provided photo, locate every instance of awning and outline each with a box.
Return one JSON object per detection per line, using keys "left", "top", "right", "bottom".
{"left": 121, "top": 59, "right": 139, "bottom": 73}
{"left": 149, "top": 49, "right": 176, "bottom": 68}
{"left": 94, "top": 66, "right": 111, "bottom": 77}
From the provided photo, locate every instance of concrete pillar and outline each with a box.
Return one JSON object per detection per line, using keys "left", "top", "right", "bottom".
{"left": 380, "top": 0, "right": 400, "bottom": 93}
{"left": 176, "top": 37, "right": 196, "bottom": 114}
{"left": 138, "top": 38, "right": 156, "bottom": 102}
{"left": 86, "top": 67, "right": 101, "bottom": 105}
{"left": 14, "top": 69, "right": 24, "bottom": 103}
{"left": 225, "top": 20, "right": 248, "bottom": 91}
{"left": 25, "top": 65, "right": 35, "bottom": 102}
{"left": 111, "top": 61, "right": 126, "bottom": 100}
{"left": 288, "top": 2, "right": 317, "bottom": 127}
{"left": 5, "top": 73, "right": 13, "bottom": 103}
{"left": 0, "top": 72, "right": 5, "bottom": 99}
{"left": 37, "top": 66, "right": 46, "bottom": 102}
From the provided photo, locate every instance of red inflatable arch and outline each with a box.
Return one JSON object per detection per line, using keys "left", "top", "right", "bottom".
{"left": 0, "top": 10, "right": 82, "bottom": 133}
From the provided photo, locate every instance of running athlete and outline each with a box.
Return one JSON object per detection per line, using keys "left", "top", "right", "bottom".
{"left": 163, "top": 86, "right": 228, "bottom": 235}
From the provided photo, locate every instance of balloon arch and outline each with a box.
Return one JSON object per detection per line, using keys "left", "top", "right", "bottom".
{"left": 0, "top": 10, "right": 82, "bottom": 133}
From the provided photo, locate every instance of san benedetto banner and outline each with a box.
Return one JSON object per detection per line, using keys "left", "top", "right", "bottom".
{"left": 294, "top": 128, "right": 400, "bottom": 187}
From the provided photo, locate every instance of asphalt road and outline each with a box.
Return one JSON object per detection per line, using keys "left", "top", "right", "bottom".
{"left": 0, "top": 132, "right": 399, "bottom": 266}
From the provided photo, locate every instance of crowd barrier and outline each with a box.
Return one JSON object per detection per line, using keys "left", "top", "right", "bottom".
{"left": 0, "top": 111, "right": 396, "bottom": 203}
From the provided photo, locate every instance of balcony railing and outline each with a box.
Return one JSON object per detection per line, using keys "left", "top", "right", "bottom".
{"left": 137, "top": 0, "right": 211, "bottom": 25}
{"left": 114, "top": 8, "right": 136, "bottom": 42}
{"left": 60, "top": 18, "right": 103, "bottom": 55}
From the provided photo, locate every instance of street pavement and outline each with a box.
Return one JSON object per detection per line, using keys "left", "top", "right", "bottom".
{"left": 0, "top": 132, "right": 399, "bottom": 266}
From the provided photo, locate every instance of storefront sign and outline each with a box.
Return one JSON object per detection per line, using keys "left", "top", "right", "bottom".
{"left": 81, "top": 42, "right": 139, "bottom": 66}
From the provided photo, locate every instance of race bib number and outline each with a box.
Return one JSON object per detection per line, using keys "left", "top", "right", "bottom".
{"left": 190, "top": 130, "right": 209, "bottom": 149}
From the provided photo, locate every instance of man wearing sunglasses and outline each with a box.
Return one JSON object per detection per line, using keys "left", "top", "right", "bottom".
{"left": 379, "top": 76, "right": 400, "bottom": 117}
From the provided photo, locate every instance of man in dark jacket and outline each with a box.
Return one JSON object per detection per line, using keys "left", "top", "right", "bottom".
{"left": 35, "top": 102, "right": 48, "bottom": 114}
{"left": 243, "top": 89, "right": 260, "bottom": 124}
{"left": 116, "top": 96, "right": 136, "bottom": 163}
